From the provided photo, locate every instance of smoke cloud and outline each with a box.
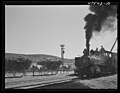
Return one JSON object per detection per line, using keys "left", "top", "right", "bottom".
{"left": 84, "top": 5, "right": 117, "bottom": 46}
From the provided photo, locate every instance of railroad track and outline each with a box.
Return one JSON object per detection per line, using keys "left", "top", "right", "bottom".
{"left": 15, "top": 77, "right": 78, "bottom": 89}
{"left": 5, "top": 74, "right": 78, "bottom": 89}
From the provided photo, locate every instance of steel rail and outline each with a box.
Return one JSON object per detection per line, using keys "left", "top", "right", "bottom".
{"left": 14, "top": 77, "right": 78, "bottom": 89}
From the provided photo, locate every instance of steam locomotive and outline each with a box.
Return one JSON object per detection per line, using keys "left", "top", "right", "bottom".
{"left": 74, "top": 38, "right": 117, "bottom": 78}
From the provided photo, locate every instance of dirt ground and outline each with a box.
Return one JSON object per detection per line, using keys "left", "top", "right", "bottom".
{"left": 78, "top": 74, "right": 117, "bottom": 89}
{"left": 5, "top": 71, "right": 75, "bottom": 89}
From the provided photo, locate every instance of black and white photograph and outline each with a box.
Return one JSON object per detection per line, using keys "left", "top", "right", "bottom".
{"left": 4, "top": 1, "right": 118, "bottom": 90}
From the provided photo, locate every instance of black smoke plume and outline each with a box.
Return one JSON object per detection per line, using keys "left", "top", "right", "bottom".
{"left": 84, "top": 5, "right": 117, "bottom": 54}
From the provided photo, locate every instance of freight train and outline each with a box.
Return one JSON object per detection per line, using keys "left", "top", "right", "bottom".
{"left": 74, "top": 38, "right": 117, "bottom": 78}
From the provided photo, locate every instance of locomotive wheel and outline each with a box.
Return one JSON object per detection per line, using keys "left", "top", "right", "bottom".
{"left": 77, "top": 68, "right": 92, "bottom": 79}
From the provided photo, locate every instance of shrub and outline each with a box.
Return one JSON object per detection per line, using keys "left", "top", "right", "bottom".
{"left": 5, "top": 57, "right": 32, "bottom": 73}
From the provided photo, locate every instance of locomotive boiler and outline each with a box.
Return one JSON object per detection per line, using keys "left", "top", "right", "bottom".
{"left": 74, "top": 38, "right": 117, "bottom": 78}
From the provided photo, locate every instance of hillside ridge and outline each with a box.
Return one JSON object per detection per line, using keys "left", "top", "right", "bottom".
{"left": 5, "top": 53, "right": 75, "bottom": 65}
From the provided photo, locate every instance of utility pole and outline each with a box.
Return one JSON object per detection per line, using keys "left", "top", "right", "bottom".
{"left": 60, "top": 44, "right": 65, "bottom": 65}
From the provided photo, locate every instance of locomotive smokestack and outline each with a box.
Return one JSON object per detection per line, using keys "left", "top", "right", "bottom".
{"left": 86, "top": 40, "right": 90, "bottom": 55}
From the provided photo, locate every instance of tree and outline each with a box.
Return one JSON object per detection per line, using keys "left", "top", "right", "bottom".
{"left": 5, "top": 57, "right": 32, "bottom": 73}
{"left": 37, "top": 58, "right": 62, "bottom": 70}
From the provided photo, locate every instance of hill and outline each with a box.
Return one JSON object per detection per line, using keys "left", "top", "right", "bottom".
{"left": 5, "top": 53, "right": 75, "bottom": 68}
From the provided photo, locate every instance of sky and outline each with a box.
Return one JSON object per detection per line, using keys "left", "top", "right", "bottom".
{"left": 5, "top": 5, "right": 117, "bottom": 59}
